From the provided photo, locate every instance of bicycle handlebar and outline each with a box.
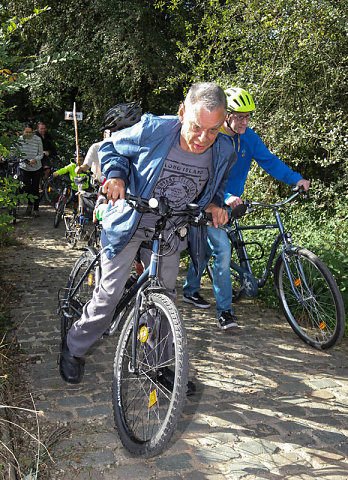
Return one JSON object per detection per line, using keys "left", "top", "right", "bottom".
{"left": 125, "top": 193, "right": 202, "bottom": 219}
{"left": 242, "top": 185, "right": 308, "bottom": 212}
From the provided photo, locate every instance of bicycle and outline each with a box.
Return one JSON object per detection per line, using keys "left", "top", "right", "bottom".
{"left": 59, "top": 194, "right": 205, "bottom": 457}
{"left": 0, "top": 156, "right": 29, "bottom": 223}
{"left": 206, "top": 187, "right": 345, "bottom": 349}
{"left": 44, "top": 172, "right": 73, "bottom": 205}
{"left": 63, "top": 177, "right": 97, "bottom": 248}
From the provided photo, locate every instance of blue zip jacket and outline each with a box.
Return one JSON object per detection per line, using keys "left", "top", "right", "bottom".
{"left": 223, "top": 127, "right": 302, "bottom": 201}
{"left": 99, "top": 114, "right": 236, "bottom": 262}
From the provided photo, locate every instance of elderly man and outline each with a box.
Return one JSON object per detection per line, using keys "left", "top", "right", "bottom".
{"left": 59, "top": 82, "right": 236, "bottom": 391}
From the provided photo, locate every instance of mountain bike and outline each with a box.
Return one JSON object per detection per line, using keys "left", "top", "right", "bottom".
{"left": 206, "top": 187, "right": 345, "bottom": 349}
{"left": 59, "top": 194, "right": 205, "bottom": 457}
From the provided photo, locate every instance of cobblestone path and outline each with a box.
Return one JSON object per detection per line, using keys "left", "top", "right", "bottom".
{"left": 1, "top": 204, "right": 347, "bottom": 479}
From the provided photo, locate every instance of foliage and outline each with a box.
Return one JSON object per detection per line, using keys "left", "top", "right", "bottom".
{"left": 4, "top": 0, "right": 187, "bottom": 125}
{"left": 157, "top": 0, "right": 347, "bottom": 188}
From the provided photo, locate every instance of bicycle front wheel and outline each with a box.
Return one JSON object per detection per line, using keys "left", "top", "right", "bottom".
{"left": 54, "top": 197, "right": 65, "bottom": 228}
{"left": 274, "top": 248, "right": 345, "bottom": 349}
{"left": 60, "top": 248, "right": 100, "bottom": 340}
{"left": 113, "top": 292, "right": 188, "bottom": 457}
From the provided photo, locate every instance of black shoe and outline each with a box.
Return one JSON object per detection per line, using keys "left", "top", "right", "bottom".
{"left": 217, "top": 311, "right": 239, "bottom": 330}
{"left": 157, "top": 367, "right": 196, "bottom": 396}
{"left": 183, "top": 293, "right": 211, "bottom": 309}
{"left": 59, "top": 339, "right": 85, "bottom": 384}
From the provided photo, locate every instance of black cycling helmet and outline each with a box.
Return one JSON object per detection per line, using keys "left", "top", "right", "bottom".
{"left": 102, "top": 102, "right": 142, "bottom": 131}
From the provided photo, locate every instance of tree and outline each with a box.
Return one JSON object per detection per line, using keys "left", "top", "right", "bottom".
{"left": 158, "top": 0, "right": 347, "bottom": 190}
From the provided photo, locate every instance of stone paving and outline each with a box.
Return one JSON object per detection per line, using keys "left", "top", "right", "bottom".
{"left": 1, "top": 204, "right": 347, "bottom": 479}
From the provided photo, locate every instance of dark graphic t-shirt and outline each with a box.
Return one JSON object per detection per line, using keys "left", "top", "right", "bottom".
{"left": 139, "top": 139, "right": 212, "bottom": 231}
{"left": 152, "top": 140, "right": 212, "bottom": 210}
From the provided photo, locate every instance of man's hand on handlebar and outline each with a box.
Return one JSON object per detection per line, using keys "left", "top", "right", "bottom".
{"left": 225, "top": 195, "right": 243, "bottom": 209}
{"left": 102, "top": 178, "right": 125, "bottom": 204}
{"left": 296, "top": 179, "right": 310, "bottom": 191}
{"left": 205, "top": 203, "right": 228, "bottom": 228}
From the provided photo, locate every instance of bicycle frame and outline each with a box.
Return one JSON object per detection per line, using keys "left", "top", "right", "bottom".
{"left": 224, "top": 189, "right": 302, "bottom": 294}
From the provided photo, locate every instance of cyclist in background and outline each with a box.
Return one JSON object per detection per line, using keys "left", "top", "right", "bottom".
{"left": 183, "top": 87, "right": 310, "bottom": 330}
{"left": 75, "top": 103, "right": 142, "bottom": 186}
{"left": 53, "top": 150, "right": 89, "bottom": 202}
{"left": 17, "top": 122, "right": 44, "bottom": 217}
{"left": 59, "top": 83, "right": 236, "bottom": 388}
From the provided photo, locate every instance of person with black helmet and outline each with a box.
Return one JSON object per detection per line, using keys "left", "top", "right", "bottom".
{"left": 75, "top": 102, "right": 142, "bottom": 183}
{"left": 59, "top": 82, "right": 237, "bottom": 390}
{"left": 183, "top": 87, "right": 310, "bottom": 330}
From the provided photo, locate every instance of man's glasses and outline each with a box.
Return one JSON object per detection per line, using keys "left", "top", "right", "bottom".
{"left": 229, "top": 113, "right": 252, "bottom": 122}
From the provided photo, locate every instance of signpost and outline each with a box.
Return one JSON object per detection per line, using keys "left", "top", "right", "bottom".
{"left": 65, "top": 103, "right": 84, "bottom": 214}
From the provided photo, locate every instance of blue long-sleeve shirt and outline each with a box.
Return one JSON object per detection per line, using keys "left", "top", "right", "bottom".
{"left": 222, "top": 127, "right": 302, "bottom": 202}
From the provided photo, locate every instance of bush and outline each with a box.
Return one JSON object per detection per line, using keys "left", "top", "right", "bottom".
{"left": 0, "top": 176, "right": 32, "bottom": 247}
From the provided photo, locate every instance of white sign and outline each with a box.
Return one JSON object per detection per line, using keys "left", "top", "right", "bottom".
{"left": 64, "top": 111, "right": 83, "bottom": 121}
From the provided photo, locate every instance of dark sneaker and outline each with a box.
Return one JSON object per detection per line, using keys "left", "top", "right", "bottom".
{"left": 183, "top": 293, "right": 211, "bottom": 309}
{"left": 217, "top": 311, "right": 238, "bottom": 330}
{"left": 33, "top": 210, "right": 40, "bottom": 218}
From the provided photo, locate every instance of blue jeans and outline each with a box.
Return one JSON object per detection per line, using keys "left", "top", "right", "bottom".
{"left": 183, "top": 227, "right": 233, "bottom": 317}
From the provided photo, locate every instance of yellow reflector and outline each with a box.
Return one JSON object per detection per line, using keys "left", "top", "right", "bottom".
{"left": 149, "top": 389, "right": 157, "bottom": 408}
{"left": 294, "top": 278, "right": 301, "bottom": 287}
{"left": 87, "top": 273, "right": 94, "bottom": 286}
{"left": 319, "top": 321, "right": 326, "bottom": 330}
{"left": 139, "top": 326, "right": 148, "bottom": 343}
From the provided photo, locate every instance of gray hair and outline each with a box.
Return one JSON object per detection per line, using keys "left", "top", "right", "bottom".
{"left": 185, "top": 82, "right": 227, "bottom": 114}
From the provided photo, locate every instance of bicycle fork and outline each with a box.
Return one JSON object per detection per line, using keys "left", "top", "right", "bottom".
{"left": 130, "top": 235, "right": 163, "bottom": 373}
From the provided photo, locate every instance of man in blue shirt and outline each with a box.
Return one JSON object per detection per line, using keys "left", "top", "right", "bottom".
{"left": 183, "top": 87, "right": 310, "bottom": 330}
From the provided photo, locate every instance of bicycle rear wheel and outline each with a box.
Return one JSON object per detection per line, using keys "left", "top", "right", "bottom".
{"left": 60, "top": 248, "right": 100, "bottom": 340}
{"left": 274, "top": 248, "right": 345, "bottom": 349}
{"left": 113, "top": 292, "right": 188, "bottom": 457}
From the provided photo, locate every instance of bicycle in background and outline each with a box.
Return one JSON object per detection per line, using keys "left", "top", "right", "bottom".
{"left": 44, "top": 172, "right": 73, "bottom": 206}
{"left": 63, "top": 176, "right": 97, "bottom": 248}
{"left": 206, "top": 187, "right": 345, "bottom": 349}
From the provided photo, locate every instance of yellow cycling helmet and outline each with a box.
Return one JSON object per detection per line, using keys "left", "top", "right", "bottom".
{"left": 225, "top": 87, "right": 255, "bottom": 113}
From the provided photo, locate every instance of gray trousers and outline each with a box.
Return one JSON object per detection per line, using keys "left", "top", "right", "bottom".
{"left": 67, "top": 226, "right": 187, "bottom": 357}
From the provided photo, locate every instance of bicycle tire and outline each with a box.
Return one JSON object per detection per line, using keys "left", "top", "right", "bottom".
{"left": 60, "top": 248, "right": 100, "bottom": 340}
{"left": 45, "top": 176, "right": 73, "bottom": 204}
{"left": 54, "top": 197, "right": 65, "bottom": 228}
{"left": 274, "top": 248, "right": 345, "bottom": 349}
{"left": 113, "top": 292, "right": 188, "bottom": 457}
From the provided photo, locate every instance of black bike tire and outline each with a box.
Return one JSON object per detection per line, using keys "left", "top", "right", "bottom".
{"left": 44, "top": 176, "right": 61, "bottom": 204}
{"left": 274, "top": 248, "right": 345, "bottom": 349}
{"left": 60, "top": 248, "right": 100, "bottom": 340}
{"left": 54, "top": 197, "right": 65, "bottom": 228}
{"left": 113, "top": 292, "right": 189, "bottom": 458}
